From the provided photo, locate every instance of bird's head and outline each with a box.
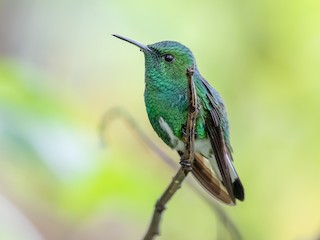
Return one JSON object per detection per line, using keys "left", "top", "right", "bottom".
{"left": 113, "top": 35, "right": 195, "bottom": 81}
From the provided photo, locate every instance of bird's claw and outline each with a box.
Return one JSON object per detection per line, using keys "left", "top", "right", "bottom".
{"left": 180, "top": 159, "right": 193, "bottom": 171}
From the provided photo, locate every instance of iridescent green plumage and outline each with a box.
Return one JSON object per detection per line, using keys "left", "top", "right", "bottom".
{"left": 113, "top": 34, "right": 244, "bottom": 204}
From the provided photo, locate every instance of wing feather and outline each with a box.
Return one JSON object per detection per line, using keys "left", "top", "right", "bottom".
{"left": 192, "top": 153, "right": 234, "bottom": 205}
{"left": 201, "top": 78, "right": 236, "bottom": 202}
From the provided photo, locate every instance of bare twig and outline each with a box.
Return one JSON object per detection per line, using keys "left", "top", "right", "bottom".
{"left": 142, "top": 167, "right": 189, "bottom": 240}
{"left": 143, "top": 66, "right": 198, "bottom": 240}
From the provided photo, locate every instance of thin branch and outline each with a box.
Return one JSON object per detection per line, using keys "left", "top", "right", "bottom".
{"left": 143, "top": 66, "right": 198, "bottom": 240}
{"left": 142, "top": 167, "right": 189, "bottom": 240}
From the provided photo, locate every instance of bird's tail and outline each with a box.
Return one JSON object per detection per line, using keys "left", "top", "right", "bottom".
{"left": 192, "top": 153, "right": 243, "bottom": 205}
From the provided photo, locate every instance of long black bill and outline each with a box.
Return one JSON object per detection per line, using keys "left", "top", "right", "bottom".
{"left": 112, "top": 34, "right": 152, "bottom": 52}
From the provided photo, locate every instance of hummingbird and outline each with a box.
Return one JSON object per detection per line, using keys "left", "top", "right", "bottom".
{"left": 113, "top": 34, "right": 244, "bottom": 205}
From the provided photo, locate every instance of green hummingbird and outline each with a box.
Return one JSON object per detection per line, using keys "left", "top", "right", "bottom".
{"left": 113, "top": 34, "right": 244, "bottom": 205}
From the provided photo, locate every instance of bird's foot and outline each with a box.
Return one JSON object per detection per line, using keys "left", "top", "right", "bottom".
{"left": 179, "top": 158, "right": 193, "bottom": 172}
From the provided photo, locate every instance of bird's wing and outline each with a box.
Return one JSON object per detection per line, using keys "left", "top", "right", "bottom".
{"left": 200, "top": 78, "right": 236, "bottom": 203}
{"left": 192, "top": 153, "right": 235, "bottom": 205}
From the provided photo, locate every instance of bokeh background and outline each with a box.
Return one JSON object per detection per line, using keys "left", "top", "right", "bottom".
{"left": 1, "top": 0, "right": 320, "bottom": 239}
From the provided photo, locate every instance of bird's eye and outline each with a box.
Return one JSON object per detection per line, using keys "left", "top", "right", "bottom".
{"left": 163, "top": 54, "right": 175, "bottom": 62}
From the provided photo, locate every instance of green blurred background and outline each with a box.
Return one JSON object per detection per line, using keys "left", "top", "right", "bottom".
{"left": 1, "top": 0, "right": 320, "bottom": 239}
